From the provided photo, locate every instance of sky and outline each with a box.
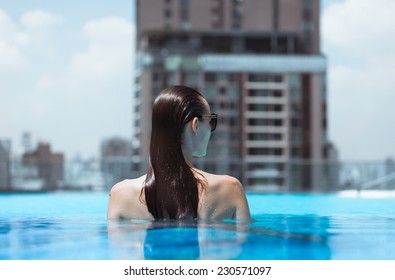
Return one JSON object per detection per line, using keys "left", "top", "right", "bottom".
{"left": 0, "top": 0, "right": 394, "bottom": 162}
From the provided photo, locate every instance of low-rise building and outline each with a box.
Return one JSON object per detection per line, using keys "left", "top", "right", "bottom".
{"left": 22, "top": 143, "right": 64, "bottom": 191}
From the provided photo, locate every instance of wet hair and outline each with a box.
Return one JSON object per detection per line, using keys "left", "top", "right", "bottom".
{"left": 141, "top": 85, "right": 208, "bottom": 219}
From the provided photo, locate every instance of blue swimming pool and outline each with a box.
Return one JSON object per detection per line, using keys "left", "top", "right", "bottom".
{"left": 1, "top": 192, "right": 395, "bottom": 260}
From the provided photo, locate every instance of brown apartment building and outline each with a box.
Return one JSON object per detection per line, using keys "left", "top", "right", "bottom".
{"left": 22, "top": 143, "right": 64, "bottom": 191}
{"left": 134, "top": 0, "right": 328, "bottom": 192}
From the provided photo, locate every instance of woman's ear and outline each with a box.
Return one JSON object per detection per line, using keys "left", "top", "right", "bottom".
{"left": 191, "top": 117, "right": 199, "bottom": 135}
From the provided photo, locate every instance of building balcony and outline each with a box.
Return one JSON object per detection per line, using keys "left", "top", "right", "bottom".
{"left": 244, "top": 126, "right": 287, "bottom": 133}
{"left": 201, "top": 54, "right": 327, "bottom": 73}
{"left": 245, "top": 140, "right": 287, "bottom": 148}
{"left": 244, "top": 155, "right": 288, "bottom": 162}
{"left": 245, "top": 96, "right": 287, "bottom": 104}
{"left": 245, "top": 111, "right": 288, "bottom": 119}
{"left": 244, "top": 82, "right": 287, "bottom": 90}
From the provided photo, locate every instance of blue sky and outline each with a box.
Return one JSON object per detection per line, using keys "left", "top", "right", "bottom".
{"left": 0, "top": 0, "right": 394, "bottom": 161}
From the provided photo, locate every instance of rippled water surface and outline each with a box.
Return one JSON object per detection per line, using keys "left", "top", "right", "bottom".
{"left": 1, "top": 193, "right": 395, "bottom": 259}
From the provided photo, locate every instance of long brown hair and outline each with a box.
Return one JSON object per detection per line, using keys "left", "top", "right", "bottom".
{"left": 141, "top": 85, "right": 207, "bottom": 219}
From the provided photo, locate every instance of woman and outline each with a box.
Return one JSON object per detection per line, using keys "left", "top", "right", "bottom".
{"left": 107, "top": 85, "right": 250, "bottom": 221}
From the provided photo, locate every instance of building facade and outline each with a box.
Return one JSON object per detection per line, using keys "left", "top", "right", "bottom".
{"left": 0, "top": 140, "right": 12, "bottom": 191}
{"left": 100, "top": 137, "right": 138, "bottom": 188}
{"left": 22, "top": 143, "right": 64, "bottom": 191}
{"left": 134, "top": 0, "right": 328, "bottom": 192}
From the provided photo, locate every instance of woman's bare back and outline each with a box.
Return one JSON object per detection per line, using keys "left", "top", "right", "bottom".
{"left": 107, "top": 169, "right": 250, "bottom": 221}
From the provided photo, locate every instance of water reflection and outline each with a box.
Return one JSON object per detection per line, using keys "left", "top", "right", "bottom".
{"left": 107, "top": 216, "right": 331, "bottom": 259}
{"left": 107, "top": 219, "right": 249, "bottom": 259}
{"left": 4, "top": 214, "right": 394, "bottom": 259}
{"left": 144, "top": 226, "right": 200, "bottom": 259}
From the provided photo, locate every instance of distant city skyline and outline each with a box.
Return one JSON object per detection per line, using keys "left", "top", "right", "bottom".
{"left": 0, "top": 0, "right": 394, "bottom": 161}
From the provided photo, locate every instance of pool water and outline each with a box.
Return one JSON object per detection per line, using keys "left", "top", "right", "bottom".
{"left": 1, "top": 192, "right": 395, "bottom": 260}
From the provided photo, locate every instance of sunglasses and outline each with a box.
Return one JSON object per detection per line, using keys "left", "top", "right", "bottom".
{"left": 198, "top": 113, "right": 218, "bottom": 132}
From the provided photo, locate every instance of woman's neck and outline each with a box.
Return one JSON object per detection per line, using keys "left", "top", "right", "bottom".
{"left": 182, "top": 147, "right": 193, "bottom": 167}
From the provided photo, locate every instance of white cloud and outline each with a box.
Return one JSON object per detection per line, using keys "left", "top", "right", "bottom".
{"left": 67, "top": 17, "right": 133, "bottom": 81}
{"left": 0, "top": 40, "right": 26, "bottom": 70}
{"left": 18, "top": 10, "right": 64, "bottom": 47}
{"left": 38, "top": 16, "right": 134, "bottom": 88}
{"left": 0, "top": 9, "right": 18, "bottom": 38}
{"left": 0, "top": 8, "right": 65, "bottom": 73}
{"left": 20, "top": 10, "right": 64, "bottom": 31}
{"left": 37, "top": 16, "right": 133, "bottom": 85}
{"left": 0, "top": 7, "right": 134, "bottom": 158}
{"left": 83, "top": 16, "right": 132, "bottom": 43}
{"left": 322, "top": 0, "right": 395, "bottom": 161}
{"left": 0, "top": 10, "right": 25, "bottom": 70}
{"left": 323, "top": 0, "right": 395, "bottom": 53}
{"left": 34, "top": 17, "right": 135, "bottom": 158}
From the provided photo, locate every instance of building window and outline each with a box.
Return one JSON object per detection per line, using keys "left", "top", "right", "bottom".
{"left": 228, "top": 73, "right": 236, "bottom": 82}
{"left": 204, "top": 87, "right": 217, "bottom": 99}
{"left": 248, "top": 148, "right": 283, "bottom": 156}
{"left": 164, "top": 9, "right": 172, "bottom": 18}
{"left": 220, "top": 101, "right": 227, "bottom": 109}
{"left": 247, "top": 104, "right": 283, "bottom": 112}
{"left": 152, "top": 72, "right": 160, "bottom": 82}
{"left": 249, "top": 89, "right": 268, "bottom": 97}
{"left": 248, "top": 73, "right": 282, "bottom": 83}
{"left": 291, "top": 118, "right": 299, "bottom": 127}
{"left": 290, "top": 104, "right": 299, "bottom": 117}
{"left": 248, "top": 74, "right": 271, "bottom": 82}
{"left": 218, "top": 73, "right": 228, "bottom": 82}
{"left": 135, "top": 90, "right": 140, "bottom": 99}
{"left": 228, "top": 87, "right": 238, "bottom": 100}
{"left": 289, "top": 74, "right": 300, "bottom": 88}
{"left": 185, "top": 72, "right": 199, "bottom": 85}
{"left": 152, "top": 87, "right": 161, "bottom": 98}
{"left": 291, "top": 132, "right": 301, "bottom": 145}
{"left": 166, "top": 71, "right": 176, "bottom": 85}
{"left": 248, "top": 89, "right": 283, "bottom": 97}
{"left": 303, "top": 0, "right": 313, "bottom": 20}
{"left": 248, "top": 133, "right": 282, "bottom": 141}
{"left": 291, "top": 147, "right": 300, "bottom": 157}
{"left": 248, "top": 119, "right": 283, "bottom": 126}
{"left": 291, "top": 89, "right": 301, "bottom": 101}
{"left": 229, "top": 117, "right": 236, "bottom": 126}
{"left": 273, "top": 75, "right": 283, "bottom": 83}
{"left": 179, "top": 0, "right": 189, "bottom": 29}
{"left": 232, "top": 0, "right": 243, "bottom": 28}
{"left": 205, "top": 73, "right": 216, "bottom": 83}
{"left": 212, "top": 6, "right": 219, "bottom": 14}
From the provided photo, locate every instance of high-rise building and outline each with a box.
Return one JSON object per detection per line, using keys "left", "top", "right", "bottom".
{"left": 134, "top": 0, "right": 328, "bottom": 192}
{"left": 100, "top": 137, "right": 138, "bottom": 188}
{"left": 0, "top": 139, "right": 12, "bottom": 191}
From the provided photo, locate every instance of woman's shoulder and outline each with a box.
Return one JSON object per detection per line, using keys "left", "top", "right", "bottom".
{"left": 195, "top": 169, "right": 244, "bottom": 194}
{"left": 107, "top": 174, "right": 150, "bottom": 220}
{"left": 110, "top": 175, "right": 146, "bottom": 197}
{"left": 196, "top": 170, "right": 250, "bottom": 220}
